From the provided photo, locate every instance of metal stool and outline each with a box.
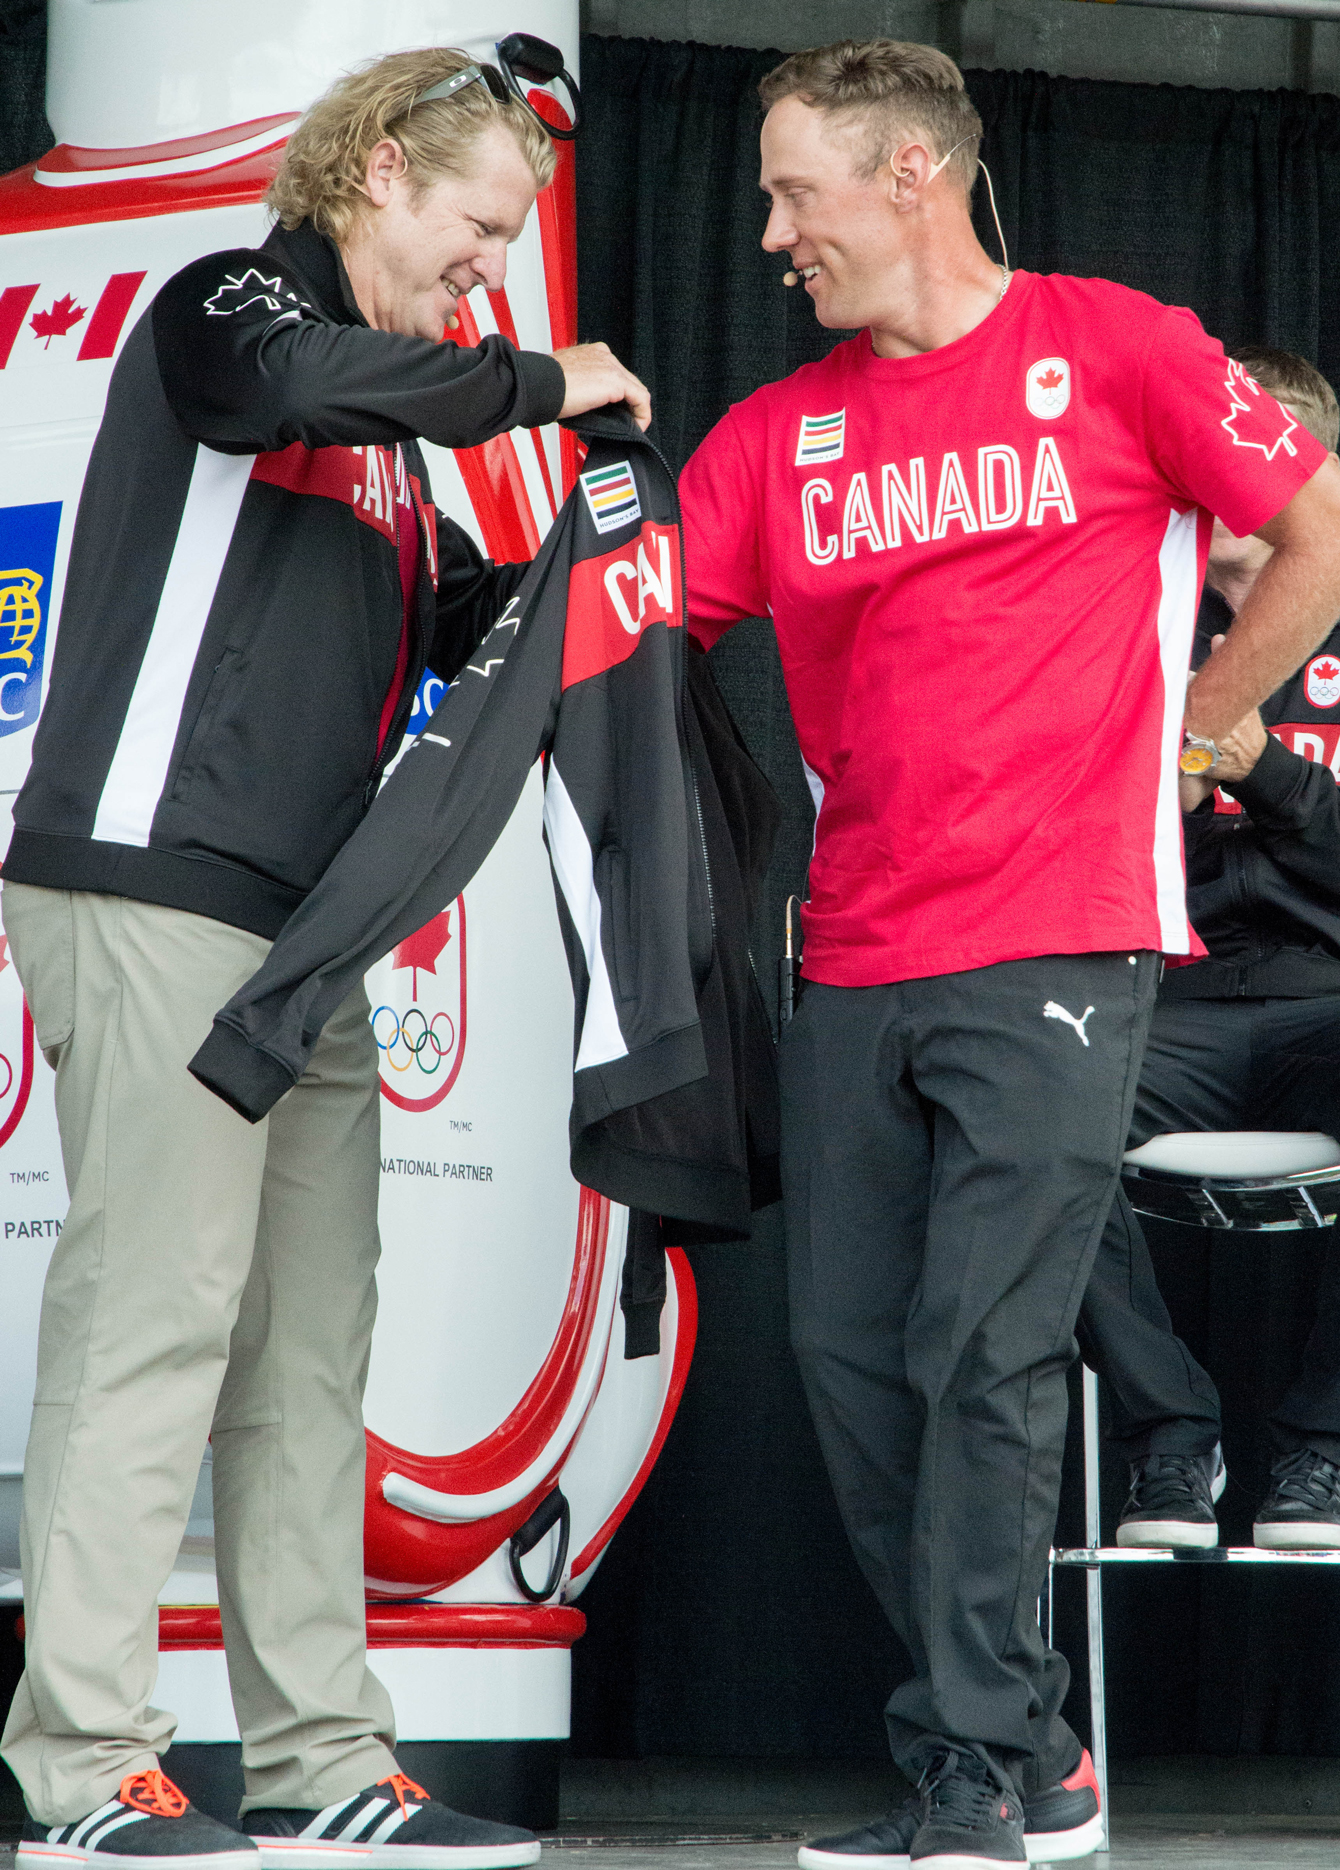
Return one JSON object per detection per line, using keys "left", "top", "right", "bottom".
{"left": 1048, "top": 1131, "right": 1340, "bottom": 1856}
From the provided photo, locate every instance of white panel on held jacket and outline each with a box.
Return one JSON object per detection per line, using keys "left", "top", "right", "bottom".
{"left": 158, "top": 1647, "right": 572, "bottom": 1744}
{"left": 46, "top": 0, "right": 580, "bottom": 152}
{"left": 540, "top": 765, "right": 630, "bottom": 1074}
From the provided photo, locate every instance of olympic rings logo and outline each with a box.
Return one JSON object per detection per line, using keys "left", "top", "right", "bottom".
{"left": 371, "top": 1005, "right": 457, "bottom": 1076}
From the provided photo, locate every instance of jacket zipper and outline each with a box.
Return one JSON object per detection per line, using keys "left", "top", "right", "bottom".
{"left": 644, "top": 429, "right": 717, "bottom": 941}
{"left": 363, "top": 445, "right": 427, "bottom": 809}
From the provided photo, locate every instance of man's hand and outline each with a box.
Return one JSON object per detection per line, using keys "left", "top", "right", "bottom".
{"left": 1180, "top": 634, "right": 1270, "bottom": 808}
{"left": 553, "top": 342, "right": 651, "bottom": 431}
{"left": 1184, "top": 454, "right": 1340, "bottom": 743}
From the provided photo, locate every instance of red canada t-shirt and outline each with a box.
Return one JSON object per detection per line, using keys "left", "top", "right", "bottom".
{"left": 679, "top": 272, "right": 1326, "bottom": 987}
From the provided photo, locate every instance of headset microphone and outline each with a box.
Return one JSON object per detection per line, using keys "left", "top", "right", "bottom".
{"left": 783, "top": 270, "right": 799, "bottom": 286}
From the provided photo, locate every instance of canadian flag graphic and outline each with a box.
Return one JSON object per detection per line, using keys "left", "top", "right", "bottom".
{"left": 0, "top": 271, "right": 146, "bottom": 368}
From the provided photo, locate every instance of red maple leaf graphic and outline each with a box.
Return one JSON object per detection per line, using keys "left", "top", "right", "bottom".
{"left": 1317, "top": 660, "right": 1340, "bottom": 681}
{"left": 1036, "top": 368, "right": 1064, "bottom": 390}
{"left": 392, "top": 909, "right": 452, "bottom": 1001}
{"left": 30, "top": 293, "right": 87, "bottom": 348}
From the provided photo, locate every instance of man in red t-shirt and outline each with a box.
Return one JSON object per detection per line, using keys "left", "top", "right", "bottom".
{"left": 678, "top": 38, "right": 1340, "bottom": 1870}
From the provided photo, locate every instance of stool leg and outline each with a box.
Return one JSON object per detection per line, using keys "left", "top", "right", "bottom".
{"left": 1083, "top": 1363, "right": 1110, "bottom": 1854}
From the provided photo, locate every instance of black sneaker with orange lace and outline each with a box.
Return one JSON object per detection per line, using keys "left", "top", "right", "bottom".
{"left": 243, "top": 1773, "right": 540, "bottom": 1870}
{"left": 18, "top": 1769, "right": 259, "bottom": 1870}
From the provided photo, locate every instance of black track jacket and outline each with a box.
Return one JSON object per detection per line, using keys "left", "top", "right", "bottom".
{"left": 5, "top": 220, "right": 563, "bottom": 937}
{"left": 1168, "top": 588, "right": 1340, "bottom": 1000}
{"left": 190, "top": 412, "right": 781, "bottom": 1235}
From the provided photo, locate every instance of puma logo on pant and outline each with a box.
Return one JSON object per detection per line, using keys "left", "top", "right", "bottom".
{"left": 1043, "top": 1001, "right": 1095, "bottom": 1046}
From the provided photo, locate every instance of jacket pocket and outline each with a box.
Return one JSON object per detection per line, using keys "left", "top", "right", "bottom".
{"left": 167, "top": 646, "right": 241, "bottom": 803}
{"left": 597, "top": 846, "right": 637, "bottom": 1003}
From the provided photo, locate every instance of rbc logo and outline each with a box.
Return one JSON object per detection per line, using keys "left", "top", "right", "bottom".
{"left": 406, "top": 667, "right": 446, "bottom": 736}
{"left": 0, "top": 502, "right": 61, "bottom": 738}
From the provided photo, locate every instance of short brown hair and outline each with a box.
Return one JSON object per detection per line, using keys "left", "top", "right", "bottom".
{"left": 267, "top": 47, "right": 556, "bottom": 244}
{"left": 1232, "top": 345, "right": 1339, "bottom": 452}
{"left": 758, "top": 40, "right": 981, "bottom": 192}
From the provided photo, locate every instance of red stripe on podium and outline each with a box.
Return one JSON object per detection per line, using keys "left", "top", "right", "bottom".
{"left": 0, "top": 285, "right": 39, "bottom": 367}
{"left": 77, "top": 271, "right": 147, "bottom": 359}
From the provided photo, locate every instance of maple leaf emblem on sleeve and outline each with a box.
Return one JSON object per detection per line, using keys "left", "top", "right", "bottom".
{"left": 392, "top": 909, "right": 452, "bottom": 1002}
{"left": 1036, "top": 367, "right": 1064, "bottom": 390}
{"left": 203, "top": 269, "right": 305, "bottom": 319}
{"left": 1318, "top": 659, "right": 1340, "bottom": 682}
{"left": 30, "top": 293, "right": 87, "bottom": 347}
{"left": 1221, "top": 359, "right": 1298, "bottom": 461}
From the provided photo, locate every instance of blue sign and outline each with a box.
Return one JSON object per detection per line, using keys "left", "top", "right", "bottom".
{"left": 406, "top": 666, "right": 448, "bottom": 735}
{"left": 0, "top": 502, "right": 60, "bottom": 738}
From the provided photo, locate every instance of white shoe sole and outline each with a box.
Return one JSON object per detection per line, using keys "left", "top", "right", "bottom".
{"left": 1254, "top": 1521, "right": 1340, "bottom": 1549}
{"left": 798, "top": 1852, "right": 909, "bottom": 1870}
{"left": 20, "top": 1851, "right": 259, "bottom": 1870}
{"left": 251, "top": 1844, "right": 541, "bottom": 1870}
{"left": 1116, "top": 1519, "right": 1217, "bottom": 1549}
{"left": 909, "top": 1856, "right": 1025, "bottom": 1868}
{"left": 1024, "top": 1811, "right": 1105, "bottom": 1861}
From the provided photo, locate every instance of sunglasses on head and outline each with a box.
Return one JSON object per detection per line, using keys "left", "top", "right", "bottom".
{"left": 413, "top": 33, "right": 581, "bottom": 140}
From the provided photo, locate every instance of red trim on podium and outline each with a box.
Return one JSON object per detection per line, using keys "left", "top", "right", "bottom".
{"left": 0, "top": 152, "right": 279, "bottom": 235}
{"left": 157, "top": 1603, "right": 586, "bottom": 1652}
{"left": 568, "top": 1247, "right": 698, "bottom": 1582}
{"left": 36, "top": 118, "right": 297, "bottom": 176}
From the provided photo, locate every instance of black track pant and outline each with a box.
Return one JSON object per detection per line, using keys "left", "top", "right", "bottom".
{"left": 780, "top": 951, "right": 1158, "bottom": 1796}
{"left": 1077, "top": 993, "right": 1340, "bottom": 1466}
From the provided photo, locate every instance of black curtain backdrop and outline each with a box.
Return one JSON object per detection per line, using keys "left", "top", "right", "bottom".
{"left": 570, "top": 35, "right": 1340, "bottom": 1766}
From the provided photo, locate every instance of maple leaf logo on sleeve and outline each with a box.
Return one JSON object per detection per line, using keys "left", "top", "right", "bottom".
{"left": 1221, "top": 359, "right": 1298, "bottom": 461}
{"left": 30, "top": 294, "right": 86, "bottom": 347}
{"left": 392, "top": 909, "right": 452, "bottom": 1002}
{"left": 203, "top": 269, "right": 306, "bottom": 320}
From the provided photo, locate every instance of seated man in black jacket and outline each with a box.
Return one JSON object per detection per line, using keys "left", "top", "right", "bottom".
{"left": 1078, "top": 347, "right": 1340, "bottom": 1551}
{"left": 1, "top": 44, "right": 647, "bottom": 1870}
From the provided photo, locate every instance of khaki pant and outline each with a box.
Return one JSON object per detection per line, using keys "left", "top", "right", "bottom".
{"left": 0, "top": 884, "right": 398, "bottom": 1823}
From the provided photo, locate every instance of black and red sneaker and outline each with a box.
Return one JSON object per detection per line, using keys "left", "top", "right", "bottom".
{"left": 1022, "top": 1749, "right": 1103, "bottom": 1863}
{"left": 797, "top": 1798, "right": 921, "bottom": 1870}
{"left": 18, "top": 1770, "right": 258, "bottom": 1870}
{"left": 910, "top": 1749, "right": 1025, "bottom": 1866}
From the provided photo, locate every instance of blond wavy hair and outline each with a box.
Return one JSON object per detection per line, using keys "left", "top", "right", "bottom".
{"left": 759, "top": 40, "right": 981, "bottom": 193}
{"left": 267, "top": 47, "right": 557, "bottom": 243}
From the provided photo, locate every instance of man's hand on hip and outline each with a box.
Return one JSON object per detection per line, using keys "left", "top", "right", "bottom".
{"left": 1185, "top": 453, "right": 1340, "bottom": 744}
{"left": 1180, "top": 633, "right": 1270, "bottom": 807}
{"left": 554, "top": 343, "right": 652, "bottom": 431}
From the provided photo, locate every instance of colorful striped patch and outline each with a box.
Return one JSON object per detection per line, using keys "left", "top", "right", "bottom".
{"left": 580, "top": 459, "right": 642, "bottom": 535}
{"left": 795, "top": 410, "right": 846, "bottom": 466}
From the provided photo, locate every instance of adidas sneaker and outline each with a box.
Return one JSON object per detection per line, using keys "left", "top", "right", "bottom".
{"left": 243, "top": 1775, "right": 539, "bottom": 1870}
{"left": 19, "top": 1770, "right": 258, "bottom": 1870}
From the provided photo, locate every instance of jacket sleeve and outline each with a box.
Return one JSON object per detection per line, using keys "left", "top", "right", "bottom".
{"left": 430, "top": 514, "right": 531, "bottom": 682}
{"left": 1223, "top": 730, "right": 1340, "bottom": 905}
{"left": 152, "top": 249, "right": 565, "bottom": 455}
{"left": 187, "top": 539, "right": 569, "bottom": 1123}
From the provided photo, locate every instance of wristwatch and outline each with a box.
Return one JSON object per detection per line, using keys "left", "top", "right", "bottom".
{"left": 1179, "top": 733, "right": 1222, "bottom": 776}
